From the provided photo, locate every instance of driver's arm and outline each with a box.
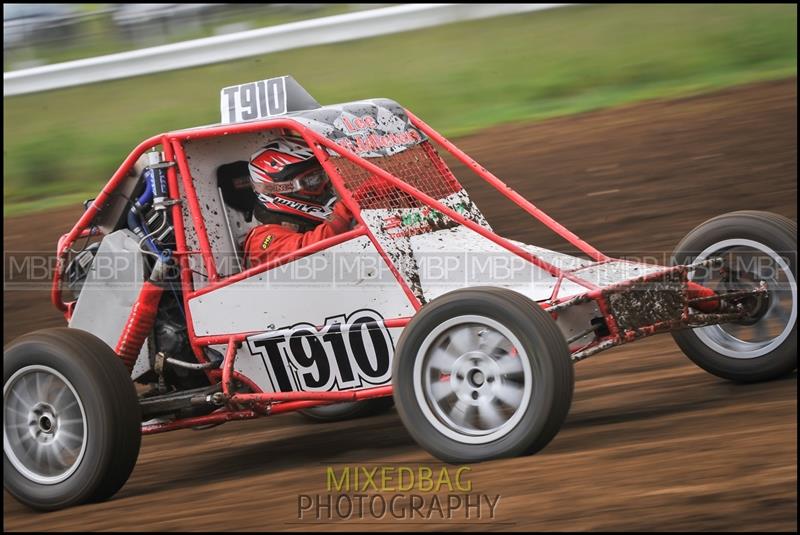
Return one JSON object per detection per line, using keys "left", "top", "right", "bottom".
{"left": 244, "top": 202, "right": 353, "bottom": 267}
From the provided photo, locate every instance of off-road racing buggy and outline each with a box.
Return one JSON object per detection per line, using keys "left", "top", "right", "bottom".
{"left": 4, "top": 76, "right": 796, "bottom": 510}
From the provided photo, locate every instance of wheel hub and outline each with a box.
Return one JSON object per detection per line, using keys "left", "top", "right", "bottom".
{"left": 736, "top": 287, "right": 771, "bottom": 325}
{"left": 450, "top": 351, "right": 502, "bottom": 405}
{"left": 30, "top": 403, "right": 59, "bottom": 443}
{"left": 468, "top": 369, "right": 485, "bottom": 387}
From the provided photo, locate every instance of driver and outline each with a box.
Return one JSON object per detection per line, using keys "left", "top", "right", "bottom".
{"left": 243, "top": 137, "right": 353, "bottom": 268}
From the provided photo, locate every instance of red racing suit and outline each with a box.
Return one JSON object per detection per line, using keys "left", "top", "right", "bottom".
{"left": 243, "top": 201, "right": 353, "bottom": 268}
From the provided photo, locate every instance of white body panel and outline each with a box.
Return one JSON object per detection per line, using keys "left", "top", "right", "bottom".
{"left": 405, "top": 225, "right": 592, "bottom": 303}
{"left": 68, "top": 230, "right": 151, "bottom": 379}
{"left": 188, "top": 235, "right": 415, "bottom": 337}
{"left": 568, "top": 260, "right": 665, "bottom": 289}
{"left": 359, "top": 204, "right": 595, "bottom": 304}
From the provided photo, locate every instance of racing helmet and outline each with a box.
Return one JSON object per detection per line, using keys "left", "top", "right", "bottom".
{"left": 248, "top": 137, "right": 334, "bottom": 223}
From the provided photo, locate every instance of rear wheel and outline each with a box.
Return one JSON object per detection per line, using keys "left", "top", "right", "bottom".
{"left": 393, "top": 287, "right": 573, "bottom": 463}
{"left": 3, "top": 328, "right": 141, "bottom": 510}
{"left": 299, "top": 398, "right": 394, "bottom": 423}
{"left": 672, "top": 211, "right": 797, "bottom": 382}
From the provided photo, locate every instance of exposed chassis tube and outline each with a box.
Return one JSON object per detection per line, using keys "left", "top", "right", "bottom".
{"left": 551, "top": 258, "right": 769, "bottom": 362}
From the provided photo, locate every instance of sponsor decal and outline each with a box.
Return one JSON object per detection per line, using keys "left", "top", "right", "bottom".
{"left": 261, "top": 194, "right": 329, "bottom": 216}
{"left": 334, "top": 114, "right": 423, "bottom": 155}
{"left": 260, "top": 234, "right": 274, "bottom": 250}
{"left": 382, "top": 201, "right": 473, "bottom": 238}
{"left": 341, "top": 114, "right": 378, "bottom": 132}
{"left": 246, "top": 309, "right": 394, "bottom": 392}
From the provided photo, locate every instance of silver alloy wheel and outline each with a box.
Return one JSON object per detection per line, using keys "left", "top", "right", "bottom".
{"left": 4, "top": 365, "right": 88, "bottom": 485}
{"left": 412, "top": 315, "right": 532, "bottom": 444}
{"left": 691, "top": 239, "right": 797, "bottom": 359}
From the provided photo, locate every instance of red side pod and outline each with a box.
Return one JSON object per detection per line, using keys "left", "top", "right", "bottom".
{"left": 115, "top": 281, "right": 164, "bottom": 372}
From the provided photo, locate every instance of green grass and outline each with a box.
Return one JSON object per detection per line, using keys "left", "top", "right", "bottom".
{"left": 3, "top": 3, "right": 797, "bottom": 217}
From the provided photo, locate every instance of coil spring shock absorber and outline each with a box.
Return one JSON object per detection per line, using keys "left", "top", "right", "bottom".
{"left": 115, "top": 255, "right": 170, "bottom": 372}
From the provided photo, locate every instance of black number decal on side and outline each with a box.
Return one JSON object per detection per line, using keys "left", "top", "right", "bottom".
{"left": 246, "top": 309, "right": 396, "bottom": 392}
{"left": 248, "top": 336, "right": 294, "bottom": 393}
{"left": 287, "top": 328, "right": 333, "bottom": 391}
{"left": 347, "top": 315, "right": 391, "bottom": 383}
{"left": 322, "top": 323, "right": 357, "bottom": 386}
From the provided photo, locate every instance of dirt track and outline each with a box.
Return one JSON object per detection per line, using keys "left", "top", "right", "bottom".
{"left": 3, "top": 79, "right": 797, "bottom": 531}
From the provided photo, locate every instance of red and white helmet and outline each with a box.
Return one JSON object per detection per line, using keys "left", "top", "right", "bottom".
{"left": 248, "top": 137, "right": 334, "bottom": 222}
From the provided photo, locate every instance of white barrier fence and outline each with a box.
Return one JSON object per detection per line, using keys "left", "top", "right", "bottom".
{"left": 3, "top": 4, "right": 570, "bottom": 97}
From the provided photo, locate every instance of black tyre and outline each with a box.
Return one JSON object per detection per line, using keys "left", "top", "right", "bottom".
{"left": 3, "top": 328, "right": 142, "bottom": 511}
{"left": 392, "top": 287, "right": 573, "bottom": 463}
{"left": 672, "top": 211, "right": 797, "bottom": 382}
{"left": 299, "top": 397, "right": 394, "bottom": 423}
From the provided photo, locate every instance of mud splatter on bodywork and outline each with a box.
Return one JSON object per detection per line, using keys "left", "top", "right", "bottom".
{"left": 604, "top": 269, "right": 687, "bottom": 331}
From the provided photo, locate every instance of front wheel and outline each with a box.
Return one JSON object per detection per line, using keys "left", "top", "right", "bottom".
{"left": 3, "top": 328, "right": 142, "bottom": 510}
{"left": 392, "top": 287, "right": 573, "bottom": 463}
{"left": 672, "top": 211, "right": 797, "bottom": 382}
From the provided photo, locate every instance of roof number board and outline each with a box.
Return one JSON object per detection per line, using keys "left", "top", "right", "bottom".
{"left": 220, "top": 76, "right": 288, "bottom": 124}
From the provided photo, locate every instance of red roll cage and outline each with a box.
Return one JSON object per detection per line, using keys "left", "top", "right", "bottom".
{"left": 51, "top": 110, "right": 728, "bottom": 434}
